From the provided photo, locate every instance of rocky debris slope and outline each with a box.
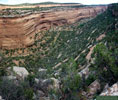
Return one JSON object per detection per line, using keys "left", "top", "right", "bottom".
{"left": 2, "top": 66, "right": 60, "bottom": 100}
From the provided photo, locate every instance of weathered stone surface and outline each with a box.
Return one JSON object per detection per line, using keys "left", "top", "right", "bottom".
{"left": 38, "top": 68, "right": 47, "bottom": 77}
{"left": 50, "top": 78, "right": 60, "bottom": 90}
{"left": 78, "top": 66, "right": 90, "bottom": 78}
{"left": 100, "top": 82, "right": 118, "bottom": 96}
{"left": 9, "top": 66, "right": 29, "bottom": 79}
{"left": 0, "top": 96, "right": 4, "bottom": 100}
{"left": 87, "top": 80, "right": 100, "bottom": 98}
{"left": 42, "top": 78, "right": 53, "bottom": 90}
{"left": 3, "top": 75, "right": 17, "bottom": 80}
{"left": 0, "top": 6, "right": 106, "bottom": 49}
{"left": 38, "top": 68, "right": 47, "bottom": 73}
{"left": 36, "top": 77, "right": 60, "bottom": 93}
{"left": 35, "top": 78, "right": 39, "bottom": 84}
{"left": 37, "top": 90, "right": 45, "bottom": 97}
{"left": 42, "top": 78, "right": 60, "bottom": 90}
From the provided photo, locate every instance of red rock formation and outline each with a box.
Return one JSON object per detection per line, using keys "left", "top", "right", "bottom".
{"left": 0, "top": 6, "right": 107, "bottom": 49}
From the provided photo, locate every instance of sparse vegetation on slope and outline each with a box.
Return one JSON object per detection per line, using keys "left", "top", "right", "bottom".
{"left": 0, "top": 3, "right": 118, "bottom": 100}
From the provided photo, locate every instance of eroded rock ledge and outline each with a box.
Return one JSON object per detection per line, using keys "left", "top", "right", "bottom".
{"left": 0, "top": 6, "right": 106, "bottom": 49}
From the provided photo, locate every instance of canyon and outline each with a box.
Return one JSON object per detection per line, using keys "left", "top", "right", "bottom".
{"left": 0, "top": 6, "right": 106, "bottom": 49}
{"left": 0, "top": 3, "right": 118, "bottom": 100}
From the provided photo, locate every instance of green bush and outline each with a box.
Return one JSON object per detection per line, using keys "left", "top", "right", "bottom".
{"left": 24, "top": 88, "right": 34, "bottom": 100}
{"left": 0, "top": 79, "right": 34, "bottom": 100}
{"left": 85, "top": 74, "right": 96, "bottom": 86}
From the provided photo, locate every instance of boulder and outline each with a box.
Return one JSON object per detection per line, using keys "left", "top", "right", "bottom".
{"left": 42, "top": 79, "right": 53, "bottom": 90}
{"left": 100, "top": 82, "right": 118, "bottom": 96}
{"left": 38, "top": 68, "right": 47, "bottom": 78}
{"left": 3, "top": 75, "right": 16, "bottom": 80}
{"left": 50, "top": 78, "right": 60, "bottom": 90}
{"left": 38, "top": 68, "right": 47, "bottom": 73}
{"left": 87, "top": 80, "right": 100, "bottom": 99}
{"left": 35, "top": 78, "right": 40, "bottom": 84}
{"left": 0, "top": 96, "right": 4, "bottom": 100}
{"left": 78, "top": 66, "right": 90, "bottom": 79}
{"left": 37, "top": 90, "right": 45, "bottom": 97}
{"left": 8, "top": 66, "right": 29, "bottom": 79}
{"left": 38, "top": 78, "right": 60, "bottom": 91}
{"left": 54, "top": 68, "right": 61, "bottom": 77}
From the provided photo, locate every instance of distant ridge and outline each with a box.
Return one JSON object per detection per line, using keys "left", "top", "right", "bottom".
{"left": 0, "top": 2, "right": 81, "bottom": 6}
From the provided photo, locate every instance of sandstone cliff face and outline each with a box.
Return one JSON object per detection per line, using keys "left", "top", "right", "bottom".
{"left": 0, "top": 6, "right": 106, "bottom": 49}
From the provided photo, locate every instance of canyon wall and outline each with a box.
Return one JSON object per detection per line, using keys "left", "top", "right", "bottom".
{"left": 0, "top": 6, "right": 107, "bottom": 49}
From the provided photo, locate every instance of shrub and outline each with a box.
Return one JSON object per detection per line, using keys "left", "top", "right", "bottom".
{"left": 0, "top": 78, "right": 34, "bottom": 100}
{"left": 24, "top": 88, "right": 34, "bottom": 100}
{"left": 85, "top": 74, "right": 96, "bottom": 86}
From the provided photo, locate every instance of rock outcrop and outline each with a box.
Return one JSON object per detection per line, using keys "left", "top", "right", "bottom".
{"left": 8, "top": 66, "right": 29, "bottom": 79}
{"left": 0, "top": 6, "right": 107, "bottom": 49}
{"left": 100, "top": 82, "right": 118, "bottom": 96}
{"left": 0, "top": 96, "right": 4, "bottom": 100}
{"left": 87, "top": 80, "right": 101, "bottom": 99}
